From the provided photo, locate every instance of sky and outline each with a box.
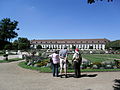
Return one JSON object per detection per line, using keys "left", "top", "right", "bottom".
{"left": 0, "top": 0, "right": 120, "bottom": 41}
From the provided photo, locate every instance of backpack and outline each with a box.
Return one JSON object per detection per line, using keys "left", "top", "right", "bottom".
{"left": 75, "top": 53, "right": 80, "bottom": 60}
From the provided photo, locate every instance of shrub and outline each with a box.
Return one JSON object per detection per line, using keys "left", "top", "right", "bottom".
{"left": 0, "top": 51, "right": 4, "bottom": 54}
{"left": 82, "top": 50, "right": 90, "bottom": 54}
{"left": 81, "top": 60, "right": 91, "bottom": 69}
{"left": 38, "top": 52, "right": 42, "bottom": 56}
{"left": 3, "top": 54, "right": 8, "bottom": 61}
{"left": 92, "top": 50, "right": 105, "bottom": 54}
{"left": 92, "top": 62, "right": 102, "bottom": 69}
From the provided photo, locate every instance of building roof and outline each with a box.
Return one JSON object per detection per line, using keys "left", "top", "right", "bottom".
{"left": 31, "top": 38, "right": 110, "bottom": 44}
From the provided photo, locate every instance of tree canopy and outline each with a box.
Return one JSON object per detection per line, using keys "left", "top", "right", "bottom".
{"left": 105, "top": 40, "right": 120, "bottom": 50}
{"left": 36, "top": 45, "right": 42, "bottom": 49}
{"left": 0, "top": 18, "right": 19, "bottom": 42}
{"left": 12, "top": 37, "right": 30, "bottom": 50}
{"left": 0, "top": 18, "right": 19, "bottom": 50}
{"left": 88, "top": 0, "right": 113, "bottom": 4}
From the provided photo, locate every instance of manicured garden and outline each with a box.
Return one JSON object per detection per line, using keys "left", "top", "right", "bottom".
{"left": 18, "top": 54, "right": 120, "bottom": 72}
{"left": 18, "top": 61, "right": 120, "bottom": 73}
{"left": 82, "top": 54, "right": 120, "bottom": 63}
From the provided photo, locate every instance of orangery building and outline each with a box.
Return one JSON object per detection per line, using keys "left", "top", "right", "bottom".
{"left": 30, "top": 38, "right": 110, "bottom": 50}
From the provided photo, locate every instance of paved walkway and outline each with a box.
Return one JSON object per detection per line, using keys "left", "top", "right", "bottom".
{"left": 0, "top": 61, "right": 120, "bottom": 90}
{"left": 0, "top": 55, "right": 22, "bottom": 60}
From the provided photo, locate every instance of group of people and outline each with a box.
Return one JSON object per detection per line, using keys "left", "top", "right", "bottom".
{"left": 48, "top": 46, "right": 82, "bottom": 78}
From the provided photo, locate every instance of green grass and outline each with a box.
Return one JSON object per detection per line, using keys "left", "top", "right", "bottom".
{"left": 18, "top": 54, "right": 120, "bottom": 73}
{"left": 0, "top": 58, "right": 23, "bottom": 63}
{"left": 18, "top": 61, "right": 120, "bottom": 73}
{"left": 18, "top": 61, "right": 52, "bottom": 72}
{"left": 67, "top": 54, "right": 120, "bottom": 62}
{"left": 82, "top": 54, "right": 120, "bottom": 63}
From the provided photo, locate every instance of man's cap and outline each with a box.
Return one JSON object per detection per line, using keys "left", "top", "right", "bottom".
{"left": 75, "top": 48, "right": 79, "bottom": 51}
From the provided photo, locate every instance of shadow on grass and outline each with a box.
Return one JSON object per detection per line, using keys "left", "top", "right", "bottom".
{"left": 60, "top": 73, "right": 98, "bottom": 78}
{"left": 113, "top": 79, "right": 120, "bottom": 90}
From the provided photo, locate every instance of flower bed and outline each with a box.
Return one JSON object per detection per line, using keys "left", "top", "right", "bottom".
{"left": 18, "top": 61, "right": 120, "bottom": 73}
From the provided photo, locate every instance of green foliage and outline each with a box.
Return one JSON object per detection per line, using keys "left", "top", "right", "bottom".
{"left": 87, "top": 0, "right": 113, "bottom": 4}
{"left": 18, "top": 61, "right": 52, "bottom": 72}
{"left": 92, "top": 62, "right": 102, "bottom": 68}
{"left": 89, "top": 46, "right": 93, "bottom": 49}
{"left": 92, "top": 50, "right": 105, "bottom": 54}
{"left": 0, "top": 50, "right": 4, "bottom": 56}
{"left": 36, "top": 45, "right": 42, "bottom": 49}
{"left": 19, "top": 61, "right": 120, "bottom": 73}
{"left": 31, "top": 50, "right": 36, "bottom": 56}
{"left": 106, "top": 40, "right": 120, "bottom": 50}
{"left": 0, "top": 18, "right": 19, "bottom": 49}
{"left": 72, "top": 45, "right": 76, "bottom": 50}
{"left": 82, "top": 54, "right": 120, "bottom": 63}
{"left": 12, "top": 40, "right": 18, "bottom": 50}
{"left": 4, "top": 43, "right": 12, "bottom": 50}
{"left": 38, "top": 52, "right": 42, "bottom": 56}
{"left": 81, "top": 50, "right": 90, "bottom": 54}
{"left": 13, "top": 37, "right": 30, "bottom": 50}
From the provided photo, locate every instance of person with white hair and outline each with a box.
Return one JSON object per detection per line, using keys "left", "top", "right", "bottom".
{"left": 59, "top": 46, "right": 68, "bottom": 78}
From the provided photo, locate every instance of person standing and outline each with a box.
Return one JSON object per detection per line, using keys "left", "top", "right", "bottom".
{"left": 49, "top": 50, "right": 60, "bottom": 77}
{"left": 59, "top": 46, "right": 68, "bottom": 78}
{"left": 72, "top": 48, "right": 82, "bottom": 78}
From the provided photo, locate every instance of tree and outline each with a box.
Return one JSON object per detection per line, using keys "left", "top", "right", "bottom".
{"left": 36, "top": 45, "right": 42, "bottom": 49}
{"left": 72, "top": 45, "right": 76, "bottom": 50}
{"left": 89, "top": 46, "right": 93, "bottom": 49}
{"left": 4, "top": 43, "right": 12, "bottom": 50}
{"left": 105, "top": 40, "right": 120, "bottom": 50}
{"left": 88, "top": 0, "right": 113, "bottom": 4}
{"left": 12, "top": 40, "right": 18, "bottom": 50}
{"left": 18, "top": 37, "right": 30, "bottom": 50}
{"left": 0, "top": 18, "right": 19, "bottom": 49}
{"left": 13, "top": 37, "right": 30, "bottom": 50}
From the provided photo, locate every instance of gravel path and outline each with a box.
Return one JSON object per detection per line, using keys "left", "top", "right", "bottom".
{"left": 0, "top": 61, "right": 120, "bottom": 90}
{"left": 0, "top": 55, "right": 22, "bottom": 60}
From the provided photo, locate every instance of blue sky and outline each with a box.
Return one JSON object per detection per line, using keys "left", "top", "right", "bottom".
{"left": 0, "top": 0, "right": 120, "bottom": 41}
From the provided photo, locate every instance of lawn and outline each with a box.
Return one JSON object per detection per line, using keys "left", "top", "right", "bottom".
{"left": 82, "top": 54, "right": 120, "bottom": 63}
{"left": 18, "top": 54, "right": 120, "bottom": 73}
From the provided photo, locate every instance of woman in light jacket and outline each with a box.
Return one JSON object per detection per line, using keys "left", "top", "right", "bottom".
{"left": 49, "top": 50, "right": 60, "bottom": 77}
